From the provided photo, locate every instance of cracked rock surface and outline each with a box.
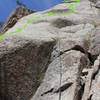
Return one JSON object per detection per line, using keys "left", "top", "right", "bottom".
{"left": 0, "top": 0, "right": 100, "bottom": 100}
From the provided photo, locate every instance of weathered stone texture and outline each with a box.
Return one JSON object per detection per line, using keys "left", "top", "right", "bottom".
{"left": 0, "top": 0, "right": 100, "bottom": 100}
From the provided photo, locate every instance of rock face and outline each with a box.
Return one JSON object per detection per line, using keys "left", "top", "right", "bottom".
{"left": 0, "top": 21, "right": 56, "bottom": 100}
{"left": 32, "top": 50, "right": 89, "bottom": 100}
{"left": 0, "top": 0, "right": 100, "bottom": 100}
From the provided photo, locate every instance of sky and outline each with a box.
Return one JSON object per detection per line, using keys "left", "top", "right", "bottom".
{"left": 0, "top": 0, "right": 64, "bottom": 22}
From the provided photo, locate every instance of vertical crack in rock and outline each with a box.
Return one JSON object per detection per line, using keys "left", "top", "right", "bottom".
{"left": 88, "top": 94, "right": 93, "bottom": 100}
{"left": 81, "top": 55, "right": 100, "bottom": 100}
{"left": 76, "top": 78, "right": 85, "bottom": 100}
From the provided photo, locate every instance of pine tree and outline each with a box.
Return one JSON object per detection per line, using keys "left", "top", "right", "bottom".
{"left": 0, "top": 22, "right": 4, "bottom": 27}
{"left": 16, "top": 0, "right": 26, "bottom": 7}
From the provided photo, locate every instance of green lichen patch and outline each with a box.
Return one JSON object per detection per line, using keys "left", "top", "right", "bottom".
{"left": 0, "top": 35, "right": 5, "bottom": 41}
{"left": 0, "top": 0, "right": 81, "bottom": 42}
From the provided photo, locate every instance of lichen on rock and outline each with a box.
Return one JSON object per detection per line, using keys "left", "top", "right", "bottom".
{"left": 0, "top": 0, "right": 100, "bottom": 100}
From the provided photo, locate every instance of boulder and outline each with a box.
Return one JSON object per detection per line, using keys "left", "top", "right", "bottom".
{"left": 31, "top": 50, "right": 89, "bottom": 100}
{"left": 0, "top": 20, "right": 56, "bottom": 100}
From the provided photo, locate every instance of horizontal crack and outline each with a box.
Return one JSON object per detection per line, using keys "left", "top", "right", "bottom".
{"left": 41, "top": 88, "right": 54, "bottom": 96}
{"left": 53, "top": 82, "right": 73, "bottom": 93}
{"left": 58, "top": 45, "right": 95, "bottom": 65}
{"left": 41, "top": 82, "right": 73, "bottom": 96}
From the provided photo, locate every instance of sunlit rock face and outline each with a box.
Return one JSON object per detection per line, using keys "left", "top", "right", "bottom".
{"left": 0, "top": 0, "right": 100, "bottom": 100}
